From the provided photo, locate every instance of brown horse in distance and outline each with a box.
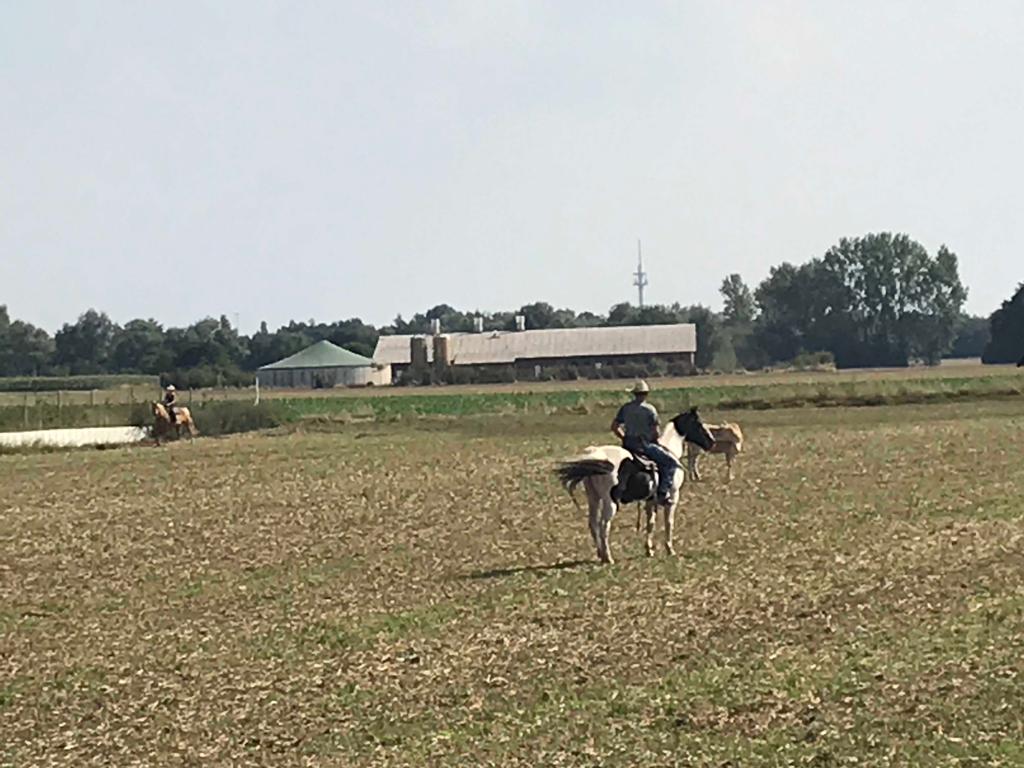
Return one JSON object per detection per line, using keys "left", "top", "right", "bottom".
{"left": 152, "top": 401, "right": 199, "bottom": 444}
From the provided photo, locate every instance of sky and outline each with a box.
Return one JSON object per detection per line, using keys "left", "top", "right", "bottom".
{"left": 2, "top": 1, "right": 1022, "bottom": 333}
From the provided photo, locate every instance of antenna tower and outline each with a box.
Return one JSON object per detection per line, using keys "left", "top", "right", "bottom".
{"left": 633, "top": 239, "right": 648, "bottom": 307}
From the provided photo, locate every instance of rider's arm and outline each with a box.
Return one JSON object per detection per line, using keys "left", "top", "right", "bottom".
{"left": 611, "top": 404, "right": 627, "bottom": 440}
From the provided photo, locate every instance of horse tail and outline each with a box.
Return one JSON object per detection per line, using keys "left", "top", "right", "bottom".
{"left": 553, "top": 458, "right": 615, "bottom": 496}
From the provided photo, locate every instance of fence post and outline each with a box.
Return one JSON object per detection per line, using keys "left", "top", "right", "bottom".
{"left": 57, "top": 390, "right": 63, "bottom": 427}
{"left": 23, "top": 392, "right": 29, "bottom": 429}
{"left": 90, "top": 389, "right": 97, "bottom": 407}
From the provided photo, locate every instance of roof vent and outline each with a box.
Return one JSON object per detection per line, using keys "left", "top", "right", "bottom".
{"left": 473, "top": 316, "right": 484, "bottom": 333}
{"left": 514, "top": 315, "right": 526, "bottom": 332}
{"left": 429, "top": 318, "right": 441, "bottom": 336}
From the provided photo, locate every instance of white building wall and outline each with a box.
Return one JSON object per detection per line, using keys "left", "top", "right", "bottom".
{"left": 256, "top": 365, "right": 391, "bottom": 388}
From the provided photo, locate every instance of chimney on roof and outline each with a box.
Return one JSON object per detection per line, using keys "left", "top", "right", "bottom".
{"left": 514, "top": 315, "right": 526, "bottom": 332}
{"left": 473, "top": 316, "right": 484, "bottom": 333}
{"left": 429, "top": 318, "right": 441, "bottom": 336}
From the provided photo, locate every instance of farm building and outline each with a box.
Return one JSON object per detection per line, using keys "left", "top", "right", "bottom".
{"left": 257, "top": 340, "right": 391, "bottom": 388}
{"left": 373, "top": 322, "right": 697, "bottom": 383}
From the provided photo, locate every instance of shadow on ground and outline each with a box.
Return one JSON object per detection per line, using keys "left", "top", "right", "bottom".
{"left": 464, "top": 559, "right": 594, "bottom": 580}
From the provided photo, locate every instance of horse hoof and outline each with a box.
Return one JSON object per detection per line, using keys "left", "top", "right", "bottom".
{"left": 665, "top": 546, "right": 676, "bottom": 557}
{"left": 645, "top": 547, "right": 655, "bottom": 558}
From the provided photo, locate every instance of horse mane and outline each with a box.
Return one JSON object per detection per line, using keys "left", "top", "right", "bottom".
{"left": 153, "top": 401, "right": 173, "bottom": 422}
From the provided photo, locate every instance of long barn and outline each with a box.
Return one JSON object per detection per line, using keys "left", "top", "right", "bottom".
{"left": 373, "top": 323, "right": 697, "bottom": 383}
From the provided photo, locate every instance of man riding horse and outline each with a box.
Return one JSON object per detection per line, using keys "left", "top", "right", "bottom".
{"left": 152, "top": 385, "right": 198, "bottom": 444}
{"left": 554, "top": 385, "right": 715, "bottom": 563}
{"left": 163, "top": 384, "right": 178, "bottom": 424}
{"left": 610, "top": 380, "right": 677, "bottom": 506}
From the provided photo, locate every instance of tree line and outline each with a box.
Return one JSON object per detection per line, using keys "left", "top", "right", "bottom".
{"left": 1, "top": 232, "right": 1019, "bottom": 386}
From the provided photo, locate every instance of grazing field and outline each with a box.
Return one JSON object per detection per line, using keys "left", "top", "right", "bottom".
{"left": 3, "top": 399, "right": 1024, "bottom": 765}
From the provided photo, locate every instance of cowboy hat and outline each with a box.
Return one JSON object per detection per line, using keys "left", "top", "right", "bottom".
{"left": 629, "top": 379, "right": 650, "bottom": 394}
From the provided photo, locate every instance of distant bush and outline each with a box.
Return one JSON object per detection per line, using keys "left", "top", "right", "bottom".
{"left": 183, "top": 400, "right": 289, "bottom": 436}
{"left": 666, "top": 362, "right": 696, "bottom": 377}
{"left": 0, "top": 374, "right": 159, "bottom": 392}
{"left": 162, "top": 366, "right": 254, "bottom": 389}
{"left": 788, "top": 351, "right": 837, "bottom": 372}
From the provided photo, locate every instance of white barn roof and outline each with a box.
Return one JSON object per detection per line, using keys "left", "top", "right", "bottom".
{"left": 373, "top": 324, "right": 696, "bottom": 366}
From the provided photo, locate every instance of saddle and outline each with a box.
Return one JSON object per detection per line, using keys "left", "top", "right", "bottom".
{"left": 612, "top": 454, "right": 658, "bottom": 505}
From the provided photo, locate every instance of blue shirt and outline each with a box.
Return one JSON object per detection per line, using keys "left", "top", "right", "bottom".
{"left": 614, "top": 400, "right": 659, "bottom": 447}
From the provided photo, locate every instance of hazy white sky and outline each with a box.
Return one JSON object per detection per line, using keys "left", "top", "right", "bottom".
{"left": 2, "top": 1, "right": 1021, "bottom": 332}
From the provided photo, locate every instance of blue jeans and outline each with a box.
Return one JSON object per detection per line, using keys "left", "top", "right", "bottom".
{"left": 643, "top": 443, "right": 677, "bottom": 500}
{"left": 625, "top": 439, "right": 676, "bottom": 500}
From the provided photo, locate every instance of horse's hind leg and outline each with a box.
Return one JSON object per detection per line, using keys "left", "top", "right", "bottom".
{"left": 663, "top": 499, "right": 677, "bottom": 556}
{"left": 644, "top": 501, "right": 657, "bottom": 557}
{"left": 725, "top": 450, "right": 734, "bottom": 482}
{"left": 585, "top": 483, "right": 602, "bottom": 559}
{"left": 599, "top": 496, "right": 617, "bottom": 564}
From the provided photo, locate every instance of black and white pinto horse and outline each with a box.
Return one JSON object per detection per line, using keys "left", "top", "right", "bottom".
{"left": 554, "top": 408, "right": 716, "bottom": 564}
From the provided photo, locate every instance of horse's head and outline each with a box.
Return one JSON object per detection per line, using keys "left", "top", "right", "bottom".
{"left": 152, "top": 401, "right": 168, "bottom": 420}
{"left": 672, "top": 407, "right": 715, "bottom": 451}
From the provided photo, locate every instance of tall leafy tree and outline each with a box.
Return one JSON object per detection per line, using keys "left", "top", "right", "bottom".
{"left": 948, "top": 314, "right": 990, "bottom": 359}
{"left": 606, "top": 302, "right": 639, "bottom": 326}
{"left": 676, "top": 305, "right": 721, "bottom": 370}
{"left": 110, "top": 319, "right": 172, "bottom": 373}
{"left": 719, "top": 274, "right": 760, "bottom": 369}
{"left": 517, "top": 302, "right": 559, "bottom": 329}
{"left": 982, "top": 283, "right": 1024, "bottom": 364}
{"left": 720, "top": 274, "right": 756, "bottom": 326}
{"left": 54, "top": 309, "right": 118, "bottom": 374}
{"left": 0, "top": 307, "right": 55, "bottom": 376}
{"left": 753, "top": 262, "right": 820, "bottom": 363}
{"left": 754, "top": 234, "right": 966, "bottom": 367}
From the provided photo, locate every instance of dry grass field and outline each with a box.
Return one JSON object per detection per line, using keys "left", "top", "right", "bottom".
{"left": 3, "top": 398, "right": 1024, "bottom": 766}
